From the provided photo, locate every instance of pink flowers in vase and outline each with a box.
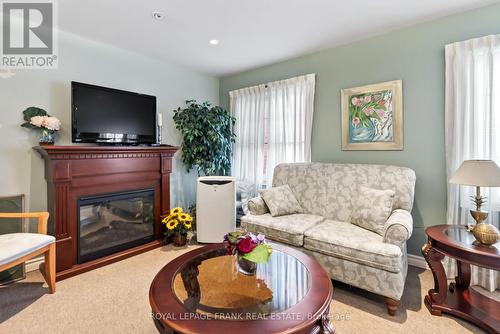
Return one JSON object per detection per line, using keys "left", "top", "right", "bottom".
{"left": 21, "top": 107, "right": 61, "bottom": 145}
{"left": 349, "top": 91, "right": 390, "bottom": 128}
{"left": 224, "top": 231, "right": 272, "bottom": 263}
{"left": 29, "top": 115, "right": 61, "bottom": 131}
{"left": 351, "top": 97, "right": 363, "bottom": 107}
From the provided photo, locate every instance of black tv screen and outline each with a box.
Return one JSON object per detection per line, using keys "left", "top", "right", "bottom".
{"left": 72, "top": 82, "right": 156, "bottom": 144}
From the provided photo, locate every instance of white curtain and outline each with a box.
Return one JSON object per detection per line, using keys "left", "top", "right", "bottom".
{"left": 230, "top": 85, "right": 267, "bottom": 188}
{"left": 445, "top": 34, "right": 500, "bottom": 292}
{"left": 230, "top": 74, "right": 315, "bottom": 188}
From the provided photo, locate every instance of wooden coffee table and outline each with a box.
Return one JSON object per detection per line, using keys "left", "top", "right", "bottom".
{"left": 149, "top": 243, "right": 335, "bottom": 334}
{"left": 422, "top": 225, "right": 500, "bottom": 334}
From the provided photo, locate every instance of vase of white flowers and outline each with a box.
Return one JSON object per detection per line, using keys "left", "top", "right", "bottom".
{"left": 21, "top": 107, "right": 61, "bottom": 145}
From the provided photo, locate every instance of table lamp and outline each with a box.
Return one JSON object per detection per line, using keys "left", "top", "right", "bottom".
{"left": 449, "top": 160, "right": 500, "bottom": 246}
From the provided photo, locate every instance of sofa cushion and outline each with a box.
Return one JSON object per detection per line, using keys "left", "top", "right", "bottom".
{"left": 303, "top": 220, "right": 403, "bottom": 273}
{"left": 0, "top": 233, "right": 55, "bottom": 266}
{"left": 241, "top": 213, "right": 324, "bottom": 246}
{"left": 260, "top": 185, "right": 303, "bottom": 217}
{"left": 247, "top": 197, "right": 270, "bottom": 215}
{"left": 350, "top": 186, "right": 395, "bottom": 235}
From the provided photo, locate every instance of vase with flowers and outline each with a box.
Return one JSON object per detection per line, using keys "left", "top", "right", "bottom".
{"left": 348, "top": 92, "right": 389, "bottom": 142}
{"left": 20, "top": 107, "right": 61, "bottom": 145}
{"left": 224, "top": 231, "right": 272, "bottom": 275}
{"left": 162, "top": 207, "right": 193, "bottom": 246}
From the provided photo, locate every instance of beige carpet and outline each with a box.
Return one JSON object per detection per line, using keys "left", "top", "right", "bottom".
{"left": 0, "top": 245, "right": 488, "bottom": 334}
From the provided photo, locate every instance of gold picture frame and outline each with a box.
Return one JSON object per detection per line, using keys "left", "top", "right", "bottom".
{"left": 341, "top": 80, "right": 403, "bottom": 150}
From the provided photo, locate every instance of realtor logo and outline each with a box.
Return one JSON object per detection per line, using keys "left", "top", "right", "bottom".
{"left": 1, "top": 0, "right": 58, "bottom": 69}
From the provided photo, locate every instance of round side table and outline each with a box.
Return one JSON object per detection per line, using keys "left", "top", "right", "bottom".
{"left": 422, "top": 225, "right": 500, "bottom": 334}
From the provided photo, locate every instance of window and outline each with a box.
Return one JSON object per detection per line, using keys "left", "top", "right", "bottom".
{"left": 229, "top": 74, "right": 315, "bottom": 188}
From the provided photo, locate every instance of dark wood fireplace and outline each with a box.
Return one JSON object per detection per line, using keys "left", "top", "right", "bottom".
{"left": 34, "top": 145, "right": 178, "bottom": 280}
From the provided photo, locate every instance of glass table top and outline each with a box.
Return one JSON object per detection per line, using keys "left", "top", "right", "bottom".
{"left": 172, "top": 247, "right": 311, "bottom": 319}
{"left": 442, "top": 225, "right": 499, "bottom": 253}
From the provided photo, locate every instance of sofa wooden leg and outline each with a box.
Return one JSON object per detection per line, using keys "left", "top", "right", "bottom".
{"left": 44, "top": 243, "right": 56, "bottom": 294}
{"left": 384, "top": 297, "right": 399, "bottom": 316}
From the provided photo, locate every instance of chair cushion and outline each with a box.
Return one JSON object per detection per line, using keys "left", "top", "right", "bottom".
{"left": 241, "top": 213, "right": 324, "bottom": 246}
{"left": 303, "top": 220, "right": 403, "bottom": 273}
{"left": 260, "top": 185, "right": 303, "bottom": 217}
{"left": 350, "top": 186, "right": 395, "bottom": 235}
{"left": 0, "top": 233, "right": 55, "bottom": 266}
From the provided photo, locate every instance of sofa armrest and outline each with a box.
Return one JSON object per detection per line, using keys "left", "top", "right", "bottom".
{"left": 383, "top": 209, "right": 413, "bottom": 248}
{"left": 247, "top": 197, "right": 269, "bottom": 215}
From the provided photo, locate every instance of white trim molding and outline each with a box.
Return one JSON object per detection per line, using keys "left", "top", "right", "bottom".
{"left": 408, "top": 254, "right": 429, "bottom": 270}
{"left": 25, "top": 252, "right": 431, "bottom": 272}
{"left": 25, "top": 256, "right": 44, "bottom": 273}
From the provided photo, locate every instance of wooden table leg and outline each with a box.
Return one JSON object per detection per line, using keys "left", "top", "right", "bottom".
{"left": 422, "top": 240, "right": 447, "bottom": 315}
{"left": 455, "top": 260, "right": 471, "bottom": 289}
{"left": 314, "top": 306, "right": 335, "bottom": 334}
{"left": 320, "top": 312, "right": 336, "bottom": 334}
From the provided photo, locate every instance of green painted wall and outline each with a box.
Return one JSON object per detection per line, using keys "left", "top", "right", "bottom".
{"left": 0, "top": 31, "right": 219, "bottom": 234}
{"left": 219, "top": 3, "right": 500, "bottom": 256}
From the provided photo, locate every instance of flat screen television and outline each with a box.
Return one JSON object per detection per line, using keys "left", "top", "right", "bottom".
{"left": 72, "top": 82, "right": 157, "bottom": 145}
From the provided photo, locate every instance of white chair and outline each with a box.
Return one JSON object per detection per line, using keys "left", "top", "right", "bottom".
{"left": 0, "top": 212, "right": 56, "bottom": 293}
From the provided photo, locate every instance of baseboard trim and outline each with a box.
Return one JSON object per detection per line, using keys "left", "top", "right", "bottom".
{"left": 25, "top": 251, "right": 429, "bottom": 272}
{"left": 408, "top": 254, "right": 429, "bottom": 270}
{"left": 25, "top": 256, "right": 44, "bottom": 273}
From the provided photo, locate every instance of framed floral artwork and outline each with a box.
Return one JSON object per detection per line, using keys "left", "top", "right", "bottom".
{"left": 341, "top": 80, "right": 403, "bottom": 150}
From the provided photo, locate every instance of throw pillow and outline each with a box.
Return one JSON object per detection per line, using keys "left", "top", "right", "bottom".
{"left": 260, "top": 185, "right": 303, "bottom": 217}
{"left": 247, "top": 197, "right": 270, "bottom": 215}
{"left": 350, "top": 186, "right": 395, "bottom": 235}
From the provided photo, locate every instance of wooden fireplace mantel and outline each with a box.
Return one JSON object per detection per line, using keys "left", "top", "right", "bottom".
{"left": 34, "top": 145, "right": 178, "bottom": 280}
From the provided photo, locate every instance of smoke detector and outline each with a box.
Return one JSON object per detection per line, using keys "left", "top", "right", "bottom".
{"left": 152, "top": 12, "right": 165, "bottom": 20}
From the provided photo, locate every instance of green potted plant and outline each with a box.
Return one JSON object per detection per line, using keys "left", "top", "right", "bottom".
{"left": 173, "top": 100, "right": 236, "bottom": 175}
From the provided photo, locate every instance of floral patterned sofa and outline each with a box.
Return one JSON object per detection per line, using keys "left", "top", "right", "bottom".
{"left": 241, "top": 163, "right": 416, "bottom": 315}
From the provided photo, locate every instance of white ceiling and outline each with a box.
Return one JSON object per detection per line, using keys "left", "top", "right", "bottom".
{"left": 59, "top": 0, "right": 499, "bottom": 77}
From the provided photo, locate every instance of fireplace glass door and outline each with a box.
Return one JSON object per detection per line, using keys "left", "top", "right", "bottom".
{"left": 78, "top": 189, "right": 155, "bottom": 263}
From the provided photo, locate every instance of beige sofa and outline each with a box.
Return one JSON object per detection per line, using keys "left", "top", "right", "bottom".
{"left": 241, "top": 163, "right": 416, "bottom": 315}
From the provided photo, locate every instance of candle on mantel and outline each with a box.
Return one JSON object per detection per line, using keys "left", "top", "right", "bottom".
{"left": 157, "top": 113, "right": 163, "bottom": 127}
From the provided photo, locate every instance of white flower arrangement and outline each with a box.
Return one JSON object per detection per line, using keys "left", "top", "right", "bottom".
{"left": 30, "top": 115, "right": 61, "bottom": 131}
{"left": 21, "top": 107, "right": 61, "bottom": 144}
{"left": 21, "top": 107, "right": 61, "bottom": 132}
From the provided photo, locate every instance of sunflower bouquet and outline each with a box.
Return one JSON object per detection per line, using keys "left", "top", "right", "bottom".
{"left": 162, "top": 207, "right": 193, "bottom": 237}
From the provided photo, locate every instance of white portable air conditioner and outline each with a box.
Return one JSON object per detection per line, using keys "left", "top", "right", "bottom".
{"left": 196, "top": 176, "right": 236, "bottom": 243}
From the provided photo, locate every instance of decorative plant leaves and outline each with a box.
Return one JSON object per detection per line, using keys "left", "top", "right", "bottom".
{"left": 227, "top": 231, "right": 243, "bottom": 244}
{"left": 349, "top": 90, "right": 391, "bottom": 128}
{"left": 22, "top": 106, "right": 48, "bottom": 121}
{"left": 242, "top": 244, "right": 272, "bottom": 263}
{"left": 173, "top": 100, "right": 236, "bottom": 176}
{"left": 20, "top": 106, "right": 49, "bottom": 128}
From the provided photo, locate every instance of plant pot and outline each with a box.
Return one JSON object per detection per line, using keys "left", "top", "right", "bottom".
{"left": 172, "top": 233, "right": 187, "bottom": 247}
{"left": 39, "top": 129, "right": 56, "bottom": 145}
{"left": 349, "top": 118, "right": 375, "bottom": 142}
{"left": 237, "top": 254, "right": 257, "bottom": 276}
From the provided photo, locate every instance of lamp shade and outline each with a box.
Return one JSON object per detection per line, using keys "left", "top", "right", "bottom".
{"left": 449, "top": 160, "right": 500, "bottom": 187}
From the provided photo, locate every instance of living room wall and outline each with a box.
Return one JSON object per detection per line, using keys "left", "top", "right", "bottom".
{"left": 0, "top": 31, "right": 219, "bottom": 231}
{"left": 219, "top": 3, "right": 500, "bottom": 256}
